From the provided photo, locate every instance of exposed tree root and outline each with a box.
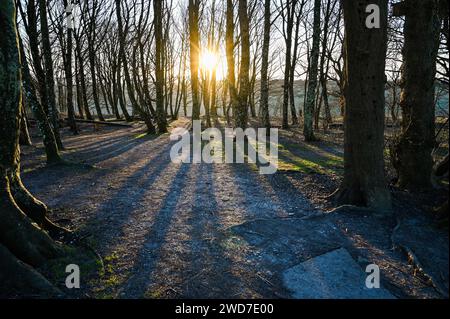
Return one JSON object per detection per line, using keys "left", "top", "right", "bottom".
{"left": 0, "top": 244, "right": 63, "bottom": 298}
{"left": 326, "top": 186, "right": 393, "bottom": 216}
{"left": 0, "top": 179, "right": 63, "bottom": 267}
{"left": 391, "top": 219, "right": 449, "bottom": 298}
{"left": 10, "top": 173, "right": 70, "bottom": 238}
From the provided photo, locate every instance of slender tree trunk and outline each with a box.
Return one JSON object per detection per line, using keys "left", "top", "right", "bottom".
{"left": 393, "top": 0, "right": 441, "bottom": 190}
{"left": 210, "top": 69, "right": 218, "bottom": 122}
{"left": 74, "top": 36, "right": 93, "bottom": 120}
{"left": 116, "top": 62, "right": 132, "bottom": 122}
{"left": 235, "top": 0, "right": 250, "bottom": 130}
{"left": 189, "top": 0, "right": 201, "bottom": 123}
{"left": 115, "top": 0, "right": 154, "bottom": 133}
{"left": 38, "top": 0, "right": 63, "bottom": 149}
{"left": 333, "top": 0, "right": 391, "bottom": 211}
{"left": 63, "top": 0, "right": 78, "bottom": 134}
{"left": 74, "top": 57, "right": 85, "bottom": 119}
{"left": 226, "top": 0, "right": 238, "bottom": 122}
{"left": 19, "top": 103, "right": 32, "bottom": 146}
{"left": 319, "top": 0, "right": 335, "bottom": 126}
{"left": 303, "top": 0, "right": 321, "bottom": 141}
{"left": 87, "top": 47, "right": 105, "bottom": 121}
{"left": 18, "top": 33, "right": 62, "bottom": 164}
{"left": 282, "top": 1, "right": 296, "bottom": 129}
{"left": 259, "top": 0, "right": 271, "bottom": 129}
{"left": 154, "top": 0, "right": 168, "bottom": 133}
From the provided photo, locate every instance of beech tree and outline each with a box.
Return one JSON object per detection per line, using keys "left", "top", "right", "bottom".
{"left": 154, "top": 0, "right": 168, "bottom": 133}
{"left": 279, "top": 0, "right": 299, "bottom": 128}
{"left": 259, "top": 0, "right": 272, "bottom": 129}
{"left": 0, "top": 0, "right": 65, "bottom": 295}
{"left": 17, "top": 0, "right": 62, "bottom": 164}
{"left": 235, "top": 0, "right": 251, "bottom": 130}
{"left": 392, "top": 0, "right": 441, "bottom": 190}
{"left": 303, "top": 0, "right": 321, "bottom": 141}
{"left": 189, "top": 0, "right": 201, "bottom": 123}
{"left": 332, "top": 0, "right": 392, "bottom": 211}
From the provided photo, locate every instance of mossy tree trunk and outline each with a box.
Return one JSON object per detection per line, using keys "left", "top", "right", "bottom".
{"left": 0, "top": 0, "right": 63, "bottom": 293}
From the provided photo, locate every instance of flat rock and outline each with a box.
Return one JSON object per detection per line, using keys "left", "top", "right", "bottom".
{"left": 282, "top": 248, "right": 395, "bottom": 299}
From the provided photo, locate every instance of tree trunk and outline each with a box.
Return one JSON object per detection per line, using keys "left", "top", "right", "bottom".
{"left": 116, "top": 62, "right": 132, "bottom": 122}
{"left": 38, "top": 0, "right": 63, "bottom": 149}
{"left": 115, "top": 0, "right": 154, "bottom": 133}
{"left": 189, "top": 0, "right": 201, "bottom": 123}
{"left": 303, "top": 0, "right": 321, "bottom": 141}
{"left": 0, "top": 0, "right": 63, "bottom": 284}
{"left": 154, "top": 0, "right": 168, "bottom": 133}
{"left": 235, "top": 0, "right": 250, "bottom": 130}
{"left": 259, "top": 0, "right": 271, "bottom": 129}
{"left": 74, "top": 36, "right": 93, "bottom": 120}
{"left": 282, "top": 1, "right": 296, "bottom": 129}
{"left": 19, "top": 33, "right": 62, "bottom": 164}
{"left": 226, "top": 0, "right": 238, "bottom": 122}
{"left": 74, "top": 57, "right": 85, "bottom": 119}
{"left": 393, "top": 0, "right": 441, "bottom": 190}
{"left": 19, "top": 104, "right": 32, "bottom": 146}
{"left": 319, "top": 0, "right": 335, "bottom": 126}
{"left": 63, "top": 0, "right": 78, "bottom": 134}
{"left": 333, "top": 0, "right": 391, "bottom": 211}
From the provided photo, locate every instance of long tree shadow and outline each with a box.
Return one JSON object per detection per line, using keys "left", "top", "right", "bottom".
{"left": 116, "top": 163, "right": 192, "bottom": 298}
{"left": 177, "top": 163, "right": 250, "bottom": 298}
{"left": 78, "top": 141, "right": 176, "bottom": 241}
{"left": 23, "top": 133, "right": 169, "bottom": 206}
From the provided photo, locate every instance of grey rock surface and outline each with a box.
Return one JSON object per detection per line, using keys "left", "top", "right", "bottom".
{"left": 282, "top": 248, "right": 395, "bottom": 299}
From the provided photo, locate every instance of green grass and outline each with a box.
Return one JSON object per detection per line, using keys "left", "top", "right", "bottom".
{"left": 277, "top": 145, "right": 343, "bottom": 175}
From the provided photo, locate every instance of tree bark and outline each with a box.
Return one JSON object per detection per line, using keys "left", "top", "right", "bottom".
{"left": 18, "top": 32, "right": 62, "bottom": 164}
{"left": 0, "top": 0, "right": 63, "bottom": 279}
{"left": 303, "top": 0, "right": 321, "bottom": 141}
{"left": 38, "top": 0, "right": 64, "bottom": 149}
{"left": 189, "top": 0, "right": 201, "bottom": 123}
{"left": 393, "top": 0, "right": 441, "bottom": 190}
{"left": 63, "top": 0, "right": 78, "bottom": 134}
{"left": 226, "top": 0, "right": 238, "bottom": 122}
{"left": 115, "top": 0, "right": 154, "bottom": 133}
{"left": 281, "top": 0, "right": 297, "bottom": 129}
{"left": 333, "top": 0, "right": 391, "bottom": 211}
{"left": 235, "top": 0, "right": 250, "bottom": 130}
{"left": 259, "top": 0, "right": 271, "bottom": 129}
{"left": 154, "top": 0, "right": 168, "bottom": 133}
{"left": 19, "top": 104, "right": 32, "bottom": 146}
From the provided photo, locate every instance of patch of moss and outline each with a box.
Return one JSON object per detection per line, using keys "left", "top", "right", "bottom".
{"left": 134, "top": 132, "right": 148, "bottom": 139}
{"left": 40, "top": 245, "right": 101, "bottom": 288}
{"left": 91, "top": 252, "right": 129, "bottom": 299}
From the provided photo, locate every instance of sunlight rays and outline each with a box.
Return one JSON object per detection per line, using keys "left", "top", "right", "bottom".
{"left": 199, "top": 49, "right": 226, "bottom": 80}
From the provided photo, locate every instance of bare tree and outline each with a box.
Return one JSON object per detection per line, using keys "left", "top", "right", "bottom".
{"left": 332, "top": 0, "right": 392, "bottom": 211}
{"left": 303, "top": 0, "right": 321, "bottom": 141}
{"left": 392, "top": 0, "right": 441, "bottom": 190}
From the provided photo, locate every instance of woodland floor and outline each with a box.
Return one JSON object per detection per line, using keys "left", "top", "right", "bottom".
{"left": 15, "top": 117, "right": 449, "bottom": 299}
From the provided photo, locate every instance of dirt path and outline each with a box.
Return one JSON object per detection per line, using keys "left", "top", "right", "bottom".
{"left": 20, "top": 119, "right": 448, "bottom": 299}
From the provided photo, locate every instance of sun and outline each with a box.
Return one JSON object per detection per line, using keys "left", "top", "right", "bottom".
{"left": 200, "top": 49, "right": 219, "bottom": 73}
{"left": 199, "top": 49, "right": 226, "bottom": 80}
